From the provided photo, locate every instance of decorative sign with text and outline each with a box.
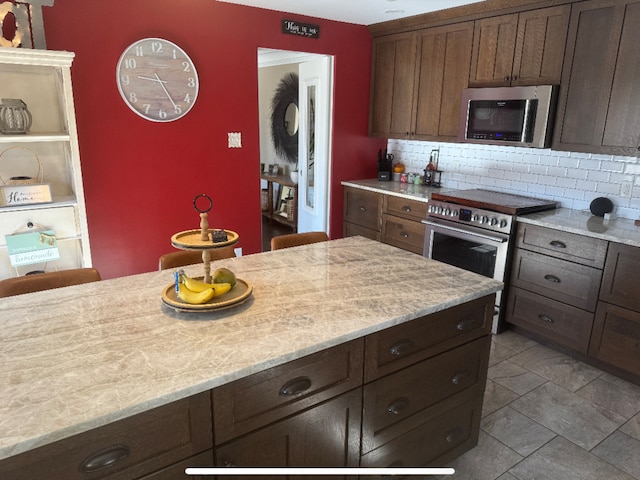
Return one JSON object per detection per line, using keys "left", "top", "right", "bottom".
{"left": 0, "top": 183, "right": 52, "bottom": 207}
{"left": 282, "top": 19, "right": 319, "bottom": 39}
{"left": 5, "top": 229, "right": 60, "bottom": 266}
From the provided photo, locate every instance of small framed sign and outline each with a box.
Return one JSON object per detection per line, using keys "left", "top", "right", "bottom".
{"left": 282, "top": 19, "right": 320, "bottom": 39}
{"left": 5, "top": 229, "right": 60, "bottom": 267}
{"left": 0, "top": 183, "right": 52, "bottom": 207}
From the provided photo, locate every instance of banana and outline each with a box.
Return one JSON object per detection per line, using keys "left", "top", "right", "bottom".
{"left": 180, "top": 274, "right": 233, "bottom": 295}
{"left": 177, "top": 282, "right": 216, "bottom": 304}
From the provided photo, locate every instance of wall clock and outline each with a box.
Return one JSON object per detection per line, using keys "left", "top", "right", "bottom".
{"left": 116, "top": 37, "right": 199, "bottom": 122}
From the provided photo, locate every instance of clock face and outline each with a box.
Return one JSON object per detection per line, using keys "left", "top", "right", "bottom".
{"left": 116, "top": 38, "right": 199, "bottom": 122}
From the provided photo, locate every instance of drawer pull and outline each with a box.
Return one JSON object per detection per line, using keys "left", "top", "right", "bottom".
{"left": 401, "top": 205, "right": 412, "bottom": 212}
{"left": 79, "top": 444, "right": 130, "bottom": 473}
{"left": 451, "top": 370, "right": 471, "bottom": 385}
{"left": 389, "top": 338, "right": 414, "bottom": 356}
{"left": 400, "top": 231, "right": 409, "bottom": 238}
{"left": 359, "top": 206, "right": 367, "bottom": 212}
{"left": 386, "top": 396, "right": 410, "bottom": 415}
{"left": 279, "top": 376, "right": 312, "bottom": 396}
{"left": 544, "top": 274, "right": 561, "bottom": 283}
{"left": 444, "top": 427, "right": 463, "bottom": 444}
{"left": 538, "top": 314, "right": 555, "bottom": 324}
{"left": 549, "top": 240, "right": 567, "bottom": 248}
{"left": 456, "top": 317, "right": 478, "bottom": 332}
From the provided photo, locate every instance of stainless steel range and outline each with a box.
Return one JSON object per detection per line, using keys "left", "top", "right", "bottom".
{"left": 422, "top": 189, "right": 558, "bottom": 333}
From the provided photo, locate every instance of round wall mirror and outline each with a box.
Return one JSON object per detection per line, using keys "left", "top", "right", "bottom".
{"left": 284, "top": 103, "right": 299, "bottom": 136}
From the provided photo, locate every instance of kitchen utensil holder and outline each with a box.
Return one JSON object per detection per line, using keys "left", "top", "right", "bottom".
{"left": 0, "top": 145, "right": 44, "bottom": 185}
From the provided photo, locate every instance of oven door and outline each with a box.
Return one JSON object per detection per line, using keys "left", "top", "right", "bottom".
{"left": 422, "top": 218, "right": 509, "bottom": 332}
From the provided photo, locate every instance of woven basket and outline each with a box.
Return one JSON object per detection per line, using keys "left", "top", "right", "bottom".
{"left": 286, "top": 197, "right": 296, "bottom": 219}
{"left": 261, "top": 189, "right": 268, "bottom": 211}
{"left": 0, "top": 145, "right": 43, "bottom": 185}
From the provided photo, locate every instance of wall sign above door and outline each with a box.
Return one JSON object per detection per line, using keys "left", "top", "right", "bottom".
{"left": 282, "top": 19, "right": 319, "bottom": 39}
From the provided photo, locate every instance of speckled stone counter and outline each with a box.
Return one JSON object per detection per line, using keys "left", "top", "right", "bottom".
{"left": 341, "top": 178, "right": 455, "bottom": 202}
{"left": 517, "top": 207, "right": 640, "bottom": 247}
{"left": 0, "top": 236, "right": 502, "bottom": 461}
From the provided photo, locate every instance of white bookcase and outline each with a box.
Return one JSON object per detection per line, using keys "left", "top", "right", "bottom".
{"left": 0, "top": 48, "right": 91, "bottom": 279}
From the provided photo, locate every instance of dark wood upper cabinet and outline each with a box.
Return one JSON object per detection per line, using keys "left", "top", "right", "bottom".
{"left": 369, "top": 22, "right": 473, "bottom": 141}
{"left": 553, "top": 0, "right": 640, "bottom": 156}
{"left": 469, "top": 5, "right": 569, "bottom": 87}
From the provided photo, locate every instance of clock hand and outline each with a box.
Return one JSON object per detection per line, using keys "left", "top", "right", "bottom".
{"left": 137, "top": 75, "right": 168, "bottom": 83}
{"left": 154, "top": 73, "right": 178, "bottom": 109}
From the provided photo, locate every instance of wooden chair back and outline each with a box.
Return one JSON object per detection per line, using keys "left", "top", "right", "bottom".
{"left": 270, "top": 231, "right": 329, "bottom": 251}
{"left": 0, "top": 268, "right": 102, "bottom": 298}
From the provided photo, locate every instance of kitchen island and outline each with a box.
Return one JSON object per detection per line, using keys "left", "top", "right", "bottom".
{"left": 0, "top": 236, "right": 502, "bottom": 478}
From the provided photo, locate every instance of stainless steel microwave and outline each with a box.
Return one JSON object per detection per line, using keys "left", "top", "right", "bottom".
{"left": 458, "top": 85, "right": 558, "bottom": 148}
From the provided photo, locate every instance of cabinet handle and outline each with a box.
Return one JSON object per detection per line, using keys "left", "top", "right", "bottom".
{"left": 401, "top": 205, "right": 412, "bottom": 212}
{"left": 451, "top": 370, "right": 471, "bottom": 385}
{"left": 549, "top": 240, "right": 567, "bottom": 248}
{"left": 279, "top": 376, "right": 312, "bottom": 396}
{"left": 456, "top": 316, "right": 478, "bottom": 332}
{"left": 544, "top": 274, "right": 561, "bottom": 283}
{"left": 223, "top": 460, "right": 237, "bottom": 467}
{"left": 389, "top": 338, "right": 414, "bottom": 356}
{"left": 504, "top": 76, "right": 510, "bottom": 81}
{"left": 359, "top": 206, "right": 367, "bottom": 212}
{"left": 386, "top": 396, "right": 410, "bottom": 415}
{"left": 538, "top": 314, "right": 554, "bottom": 323}
{"left": 444, "top": 427, "right": 463, "bottom": 444}
{"left": 400, "top": 231, "right": 409, "bottom": 238}
{"left": 79, "top": 444, "right": 130, "bottom": 473}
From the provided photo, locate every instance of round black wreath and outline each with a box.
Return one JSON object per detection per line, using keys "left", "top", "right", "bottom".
{"left": 270, "top": 72, "right": 299, "bottom": 164}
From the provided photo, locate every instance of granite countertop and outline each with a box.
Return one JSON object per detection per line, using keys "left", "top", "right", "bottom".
{"left": 0, "top": 236, "right": 502, "bottom": 461}
{"left": 342, "top": 178, "right": 455, "bottom": 202}
{"left": 517, "top": 208, "right": 640, "bottom": 248}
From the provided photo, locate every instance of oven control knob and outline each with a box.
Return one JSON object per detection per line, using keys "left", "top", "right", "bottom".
{"left": 489, "top": 217, "right": 498, "bottom": 226}
{"left": 471, "top": 214, "right": 479, "bottom": 222}
{"left": 499, "top": 219, "right": 508, "bottom": 229}
{"left": 437, "top": 206, "right": 444, "bottom": 214}
{"left": 452, "top": 209, "right": 459, "bottom": 217}
{"left": 443, "top": 207, "right": 451, "bottom": 216}
{"left": 480, "top": 215, "right": 489, "bottom": 224}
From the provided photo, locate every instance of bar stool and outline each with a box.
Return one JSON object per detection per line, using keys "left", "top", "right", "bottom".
{"left": 270, "top": 231, "right": 329, "bottom": 251}
{"left": 158, "top": 246, "right": 236, "bottom": 270}
{"left": 0, "top": 268, "right": 102, "bottom": 298}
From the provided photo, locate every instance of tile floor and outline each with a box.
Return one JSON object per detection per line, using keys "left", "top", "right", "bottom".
{"left": 438, "top": 330, "right": 640, "bottom": 480}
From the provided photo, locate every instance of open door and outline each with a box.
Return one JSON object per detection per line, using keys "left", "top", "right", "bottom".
{"left": 297, "top": 56, "right": 333, "bottom": 234}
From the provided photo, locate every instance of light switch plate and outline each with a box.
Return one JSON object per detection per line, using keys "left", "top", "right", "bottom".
{"left": 228, "top": 132, "right": 242, "bottom": 148}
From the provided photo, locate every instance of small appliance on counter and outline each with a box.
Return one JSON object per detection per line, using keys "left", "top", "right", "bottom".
{"left": 377, "top": 149, "right": 393, "bottom": 181}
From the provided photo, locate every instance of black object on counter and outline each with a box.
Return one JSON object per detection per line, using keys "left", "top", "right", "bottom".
{"left": 377, "top": 149, "right": 393, "bottom": 181}
{"left": 590, "top": 197, "right": 614, "bottom": 217}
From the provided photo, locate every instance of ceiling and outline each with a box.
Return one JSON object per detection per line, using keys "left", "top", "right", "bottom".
{"left": 217, "top": 0, "right": 485, "bottom": 26}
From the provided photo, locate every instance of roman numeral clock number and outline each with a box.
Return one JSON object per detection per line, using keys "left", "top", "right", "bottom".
{"left": 116, "top": 37, "right": 199, "bottom": 122}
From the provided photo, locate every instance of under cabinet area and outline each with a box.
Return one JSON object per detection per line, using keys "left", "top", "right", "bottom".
{"left": 0, "top": 49, "right": 91, "bottom": 279}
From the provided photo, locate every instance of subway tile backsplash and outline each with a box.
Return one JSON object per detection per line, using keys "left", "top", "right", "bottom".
{"left": 387, "top": 139, "right": 640, "bottom": 220}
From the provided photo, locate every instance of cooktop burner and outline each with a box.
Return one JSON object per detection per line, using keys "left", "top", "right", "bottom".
{"left": 431, "top": 189, "right": 558, "bottom": 215}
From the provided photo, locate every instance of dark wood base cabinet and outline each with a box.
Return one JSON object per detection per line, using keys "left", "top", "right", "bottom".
{"left": 0, "top": 295, "right": 496, "bottom": 477}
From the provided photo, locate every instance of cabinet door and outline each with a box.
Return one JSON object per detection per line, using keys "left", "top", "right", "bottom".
{"left": 511, "top": 5, "right": 569, "bottom": 86}
{"left": 469, "top": 13, "right": 518, "bottom": 87}
{"left": 369, "top": 32, "right": 417, "bottom": 137}
{"left": 554, "top": 0, "right": 640, "bottom": 156}
{"left": 600, "top": 242, "right": 640, "bottom": 311}
{"left": 343, "top": 187, "right": 382, "bottom": 232}
{"left": 413, "top": 22, "right": 473, "bottom": 140}
{"left": 215, "top": 390, "right": 362, "bottom": 476}
{"left": 590, "top": 301, "right": 640, "bottom": 379}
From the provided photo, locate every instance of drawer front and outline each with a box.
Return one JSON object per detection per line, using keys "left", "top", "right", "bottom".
{"left": 511, "top": 249, "right": 602, "bottom": 311}
{"left": 343, "top": 187, "right": 382, "bottom": 231}
{"left": 360, "top": 395, "right": 483, "bottom": 468}
{"left": 364, "top": 295, "right": 493, "bottom": 382}
{"left": 590, "top": 302, "right": 640, "bottom": 379}
{"left": 213, "top": 339, "right": 364, "bottom": 444}
{"left": 381, "top": 213, "right": 425, "bottom": 254}
{"left": 384, "top": 195, "right": 429, "bottom": 222}
{"left": 600, "top": 242, "right": 640, "bottom": 312}
{"left": 215, "top": 389, "right": 362, "bottom": 469}
{"left": 362, "top": 336, "right": 489, "bottom": 453}
{"left": 343, "top": 221, "right": 381, "bottom": 241}
{"left": 516, "top": 223, "right": 608, "bottom": 268}
{"left": 139, "top": 451, "right": 214, "bottom": 480}
{"left": 506, "top": 286, "right": 594, "bottom": 354}
{"left": 0, "top": 393, "right": 212, "bottom": 480}
{"left": 0, "top": 206, "right": 80, "bottom": 245}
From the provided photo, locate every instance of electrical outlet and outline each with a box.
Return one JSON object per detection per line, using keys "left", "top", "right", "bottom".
{"left": 228, "top": 132, "right": 242, "bottom": 148}
{"left": 621, "top": 180, "right": 633, "bottom": 198}
{"left": 234, "top": 247, "right": 242, "bottom": 257}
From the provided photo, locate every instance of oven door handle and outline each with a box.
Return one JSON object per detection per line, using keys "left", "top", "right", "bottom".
{"left": 421, "top": 219, "right": 509, "bottom": 244}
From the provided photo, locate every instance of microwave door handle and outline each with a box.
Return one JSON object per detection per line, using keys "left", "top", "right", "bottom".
{"left": 422, "top": 219, "right": 508, "bottom": 244}
{"left": 521, "top": 99, "right": 534, "bottom": 143}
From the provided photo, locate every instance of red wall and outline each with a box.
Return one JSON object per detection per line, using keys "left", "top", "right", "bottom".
{"left": 42, "top": 0, "right": 386, "bottom": 279}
